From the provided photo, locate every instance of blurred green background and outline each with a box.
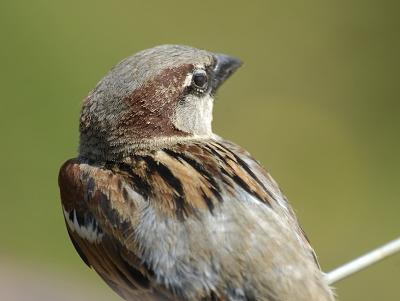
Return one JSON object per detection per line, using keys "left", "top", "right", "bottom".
{"left": 1, "top": 1, "right": 399, "bottom": 300}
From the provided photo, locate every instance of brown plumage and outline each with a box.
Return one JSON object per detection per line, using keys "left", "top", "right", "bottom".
{"left": 59, "top": 45, "right": 334, "bottom": 301}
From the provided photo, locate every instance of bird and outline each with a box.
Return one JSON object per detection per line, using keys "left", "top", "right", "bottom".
{"left": 58, "top": 45, "right": 335, "bottom": 301}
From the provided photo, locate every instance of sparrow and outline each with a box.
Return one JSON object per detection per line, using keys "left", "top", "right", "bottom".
{"left": 59, "top": 45, "right": 334, "bottom": 301}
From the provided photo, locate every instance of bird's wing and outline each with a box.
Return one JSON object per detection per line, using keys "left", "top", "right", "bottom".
{"left": 59, "top": 138, "right": 321, "bottom": 300}
{"left": 59, "top": 158, "right": 172, "bottom": 301}
{"left": 217, "top": 138, "right": 321, "bottom": 267}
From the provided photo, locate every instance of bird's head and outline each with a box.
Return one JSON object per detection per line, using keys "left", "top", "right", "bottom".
{"left": 79, "top": 45, "right": 242, "bottom": 160}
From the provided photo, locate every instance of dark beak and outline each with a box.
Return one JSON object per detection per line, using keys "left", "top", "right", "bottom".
{"left": 212, "top": 53, "right": 242, "bottom": 92}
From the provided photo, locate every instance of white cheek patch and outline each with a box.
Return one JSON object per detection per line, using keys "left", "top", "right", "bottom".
{"left": 173, "top": 94, "right": 214, "bottom": 136}
{"left": 63, "top": 207, "right": 104, "bottom": 244}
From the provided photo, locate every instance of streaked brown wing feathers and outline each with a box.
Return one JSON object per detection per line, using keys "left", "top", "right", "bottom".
{"left": 59, "top": 137, "right": 321, "bottom": 300}
{"left": 216, "top": 139, "right": 321, "bottom": 268}
{"left": 59, "top": 159, "right": 155, "bottom": 298}
{"left": 67, "top": 228, "right": 153, "bottom": 300}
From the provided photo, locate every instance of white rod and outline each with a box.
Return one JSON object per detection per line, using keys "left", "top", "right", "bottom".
{"left": 326, "top": 237, "right": 400, "bottom": 285}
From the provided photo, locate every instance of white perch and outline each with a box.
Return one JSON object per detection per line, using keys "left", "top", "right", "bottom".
{"left": 326, "top": 236, "right": 400, "bottom": 284}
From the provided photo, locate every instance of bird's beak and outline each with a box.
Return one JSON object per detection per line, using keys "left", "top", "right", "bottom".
{"left": 212, "top": 53, "right": 242, "bottom": 92}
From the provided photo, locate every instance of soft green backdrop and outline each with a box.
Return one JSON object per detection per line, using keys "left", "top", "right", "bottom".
{"left": 1, "top": 1, "right": 399, "bottom": 300}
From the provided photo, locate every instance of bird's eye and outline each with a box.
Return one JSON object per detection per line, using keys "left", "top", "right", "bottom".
{"left": 191, "top": 70, "right": 208, "bottom": 91}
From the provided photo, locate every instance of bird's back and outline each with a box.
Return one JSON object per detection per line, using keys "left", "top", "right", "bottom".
{"left": 59, "top": 137, "right": 334, "bottom": 301}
